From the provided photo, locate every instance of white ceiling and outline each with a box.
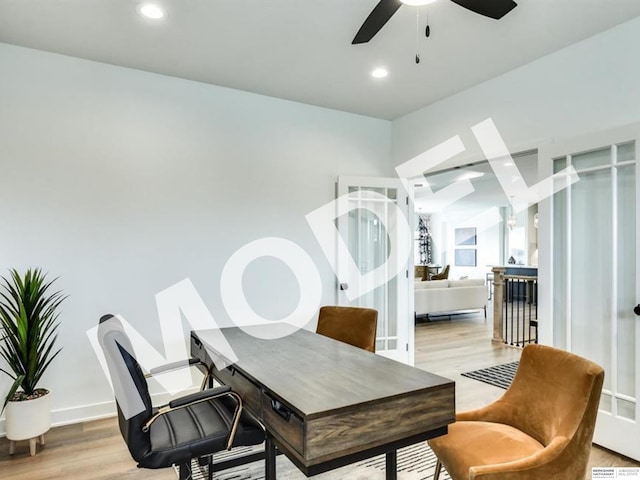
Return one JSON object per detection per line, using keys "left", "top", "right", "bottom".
{"left": 1, "top": 1, "right": 640, "bottom": 120}
{"left": 413, "top": 150, "right": 538, "bottom": 213}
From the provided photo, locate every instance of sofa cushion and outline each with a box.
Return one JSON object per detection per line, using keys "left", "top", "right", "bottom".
{"left": 448, "top": 279, "right": 485, "bottom": 288}
{"left": 420, "top": 280, "right": 449, "bottom": 289}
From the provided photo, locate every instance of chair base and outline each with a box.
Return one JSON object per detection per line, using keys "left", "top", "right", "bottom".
{"left": 177, "top": 447, "right": 273, "bottom": 480}
{"left": 177, "top": 462, "right": 192, "bottom": 480}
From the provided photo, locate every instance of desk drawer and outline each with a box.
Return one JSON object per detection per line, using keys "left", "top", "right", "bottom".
{"left": 215, "top": 367, "right": 262, "bottom": 420}
{"left": 262, "top": 391, "right": 304, "bottom": 456}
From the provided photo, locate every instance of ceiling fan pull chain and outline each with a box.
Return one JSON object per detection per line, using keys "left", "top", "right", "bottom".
{"left": 415, "top": 9, "right": 420, "bottom": 64}
{"left": 425, "top": 8, "right": 431, "bottom": 37}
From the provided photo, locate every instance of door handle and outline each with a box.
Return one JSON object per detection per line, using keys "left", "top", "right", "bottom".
{"left": 339, "top": 283, "right": 349, "bottom": 291}
{"left": 634, "top": 304, "right": 640, "bottom": 316}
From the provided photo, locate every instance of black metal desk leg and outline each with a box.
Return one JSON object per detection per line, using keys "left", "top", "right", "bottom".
{"left": 385, "top": 450, "right": 397, "bottom": 480}
{"left": 266, "top": 433, "right": 277, "bottom": 480}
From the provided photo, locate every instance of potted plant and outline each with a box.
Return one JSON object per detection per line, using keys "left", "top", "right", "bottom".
{"left": 0, "top": 268, "right": 66, "bottom": 455}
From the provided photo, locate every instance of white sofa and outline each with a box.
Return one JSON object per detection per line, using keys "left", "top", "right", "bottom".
{"left": 415, "top": 278, "right": 487, "bottom": 319}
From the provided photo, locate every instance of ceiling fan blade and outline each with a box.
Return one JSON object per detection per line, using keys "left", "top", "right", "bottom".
{"left": 352, "top": 0, "right": 403, "bottom": 45}
{"left": 449, "top": 0, "right": 517, "bottom": 20}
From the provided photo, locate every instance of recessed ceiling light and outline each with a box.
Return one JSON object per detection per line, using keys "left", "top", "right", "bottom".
{"left": 371, "top": 68, "right": 388, "bottom": 79}
{"left": 137, "top": 3, "right": 165, "bottom": 19}
{"left": 400, "top": 0, "right": 439, "bottom": 6}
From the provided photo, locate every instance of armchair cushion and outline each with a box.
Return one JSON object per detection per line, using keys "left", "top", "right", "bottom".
{"left": 433, "top": 421, "right": 544, "bottom": 479}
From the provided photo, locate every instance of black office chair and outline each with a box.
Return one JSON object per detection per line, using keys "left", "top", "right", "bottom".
{"left": 97, "top": 314, "right": 265, "bottom": 480}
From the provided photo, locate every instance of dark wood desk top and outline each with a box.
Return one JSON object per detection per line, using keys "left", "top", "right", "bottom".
{"left": 194, "top": 326, "right": 453, "bottom": 419}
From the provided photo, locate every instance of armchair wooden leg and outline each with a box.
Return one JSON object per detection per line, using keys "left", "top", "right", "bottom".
{"left": 433, "top": 458, "right": 442, "bottom": 480}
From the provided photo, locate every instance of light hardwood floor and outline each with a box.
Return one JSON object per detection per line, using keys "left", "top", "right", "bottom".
{"left": 0, "top": 314, "right": 638, "bottom": 479}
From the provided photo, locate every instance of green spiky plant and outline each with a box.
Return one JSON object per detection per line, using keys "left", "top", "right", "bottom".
{"left": 0, "top": 268, "right": 66, "bottom": 412}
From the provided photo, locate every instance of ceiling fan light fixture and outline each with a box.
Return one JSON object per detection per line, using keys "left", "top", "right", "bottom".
{"left": 137, "top": 3, "right": 165, "bottom": 19}
{"left": 371, "top": 67, "right": 389, "bottom": 78}
{"left": 400, "top": 0, "right": 439, "bottom": 6}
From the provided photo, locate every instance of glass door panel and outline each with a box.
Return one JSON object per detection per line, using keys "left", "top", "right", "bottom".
{"left": 337, "top": 177, "right": 412, "bottom": 364}
{"left": 616, "top": 163, "right": 636, "bottom": 413}
{"left": 544, "top": 128, "right": 640, "bottom": 461}
{"left": 570, "top": 168, "right": 612, "bottom": 371}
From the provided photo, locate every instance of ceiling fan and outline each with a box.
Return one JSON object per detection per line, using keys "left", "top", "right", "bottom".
{"left": 352, "top": 0, "right": 518, "bottom": 44}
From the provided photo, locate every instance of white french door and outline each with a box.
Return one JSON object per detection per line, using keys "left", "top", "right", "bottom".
{"left": 540, "top": 123, "right": 640, "bottom": 460}
{"left": 335, "top": 176, "right": 413, "bottom": 364}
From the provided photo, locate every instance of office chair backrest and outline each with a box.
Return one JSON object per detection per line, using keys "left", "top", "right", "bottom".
{"left": 316, "top": 306, "right": 378, "bottom": 352}
{"left": 98, "top": 315, "right": 153, "bottom": 463}
{"left": 491, "top": 344, "right": 604, "bottom": 474}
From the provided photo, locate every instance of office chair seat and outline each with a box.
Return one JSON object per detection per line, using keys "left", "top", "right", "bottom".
{"left": 144, "top": 397, "right": 264, "bottom": 469}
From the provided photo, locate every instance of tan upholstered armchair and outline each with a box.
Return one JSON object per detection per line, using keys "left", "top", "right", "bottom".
{"left": 316, "top": 306, "right": 378, "bottom": 352}
{"left": 430, "top": 265, "right": 450, "bottom": 280}
{"left": 428, "top": 344, "right": 604, "bottom": 480}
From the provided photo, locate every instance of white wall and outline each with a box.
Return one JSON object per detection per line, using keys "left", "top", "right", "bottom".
{"left": 0, "top": 43, "right": 391, "bottom": 430}
{"left": 392, "top": 16, "right": 640, "bottom": 169}
{"left": 430, "top": 209, "right": 501, "bottom": 281}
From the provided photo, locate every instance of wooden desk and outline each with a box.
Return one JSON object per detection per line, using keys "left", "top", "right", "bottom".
{"left": 191, "top": 327, "right": 455, "bottom": 479}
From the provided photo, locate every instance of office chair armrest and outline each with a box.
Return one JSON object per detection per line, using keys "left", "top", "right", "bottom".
{"left": 168, "top": 385, "right": 231, "bottom": 409}
{"left": 145, "top": 357, "right": 204, "bottom": 377}
{"left": 142, "top": 386, "right": 244, "bottom": 450}
{"left": 145, "top": 357, "right": 213, "bottom": 391}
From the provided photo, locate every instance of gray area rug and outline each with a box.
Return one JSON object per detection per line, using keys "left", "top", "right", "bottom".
{"left": 179, "top": 441, "right": 451, "bottom": 479}
{"left": 461, "top": 361, "right": 519, "bottom": 390}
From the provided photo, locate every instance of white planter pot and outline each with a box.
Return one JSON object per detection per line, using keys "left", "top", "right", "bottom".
{"left": 5, "top": 390, "right": 51, "bottom": 441}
